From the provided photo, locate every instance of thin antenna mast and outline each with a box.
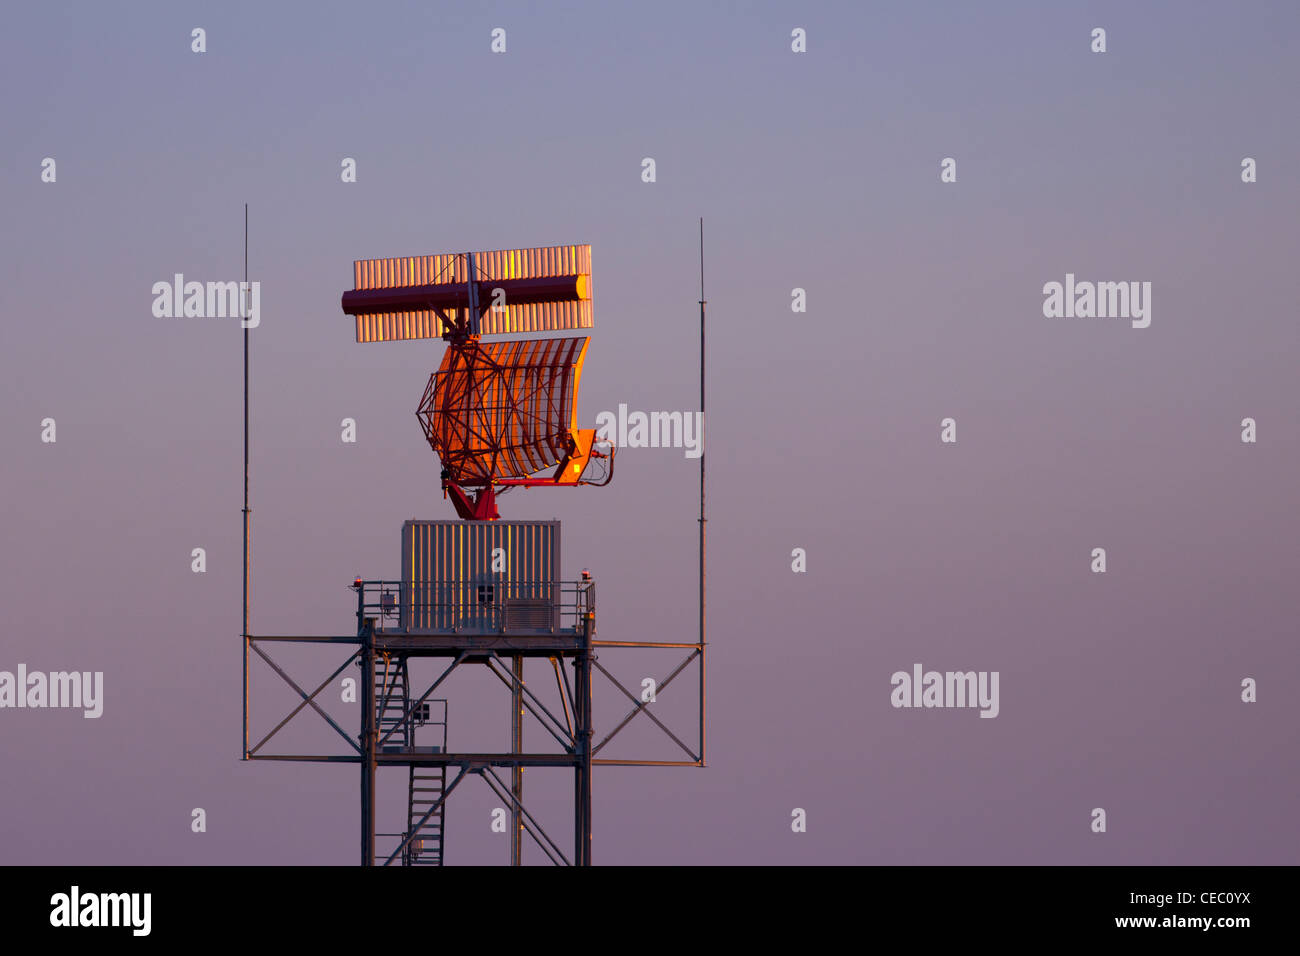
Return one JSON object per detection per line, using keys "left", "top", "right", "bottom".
{"left": 698, "top": 218, "right": 707, "bottom": 766}
{"left": 242, "top": 203, "right": 251, "bottom": 759}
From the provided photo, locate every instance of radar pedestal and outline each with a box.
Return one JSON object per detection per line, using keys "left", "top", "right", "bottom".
{"left": 355, "top": 517, "right": 594, "bottom": 866}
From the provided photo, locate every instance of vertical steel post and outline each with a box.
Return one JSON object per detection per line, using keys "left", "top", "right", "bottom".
{"left": 573, "top": 654, "right": 582, "bottom": 864}
{"left": 465, "top": 251, "right": 481, "bottom": 338}
{"left": 242, "top": 203, "right": 251, "bottom": 760}
{"left": 360, "top": 613, "right": 376, "bottom": 866}
{"left": 575, "top": 600, "right": 594, "bottom": 865}
{"left": 511, "top": 655, "right": 523, "bottom": 866}
{"left": 698, "top": 217, "right": 707, "bottom": 767}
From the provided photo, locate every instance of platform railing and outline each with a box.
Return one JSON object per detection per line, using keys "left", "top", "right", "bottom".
{"left": 355, "top": 579, "right": 594, "bottom": 634}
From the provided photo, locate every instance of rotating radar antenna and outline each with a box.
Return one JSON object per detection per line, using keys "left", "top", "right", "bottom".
{"left": 341, "top": 244, "right": 614, "bottom": 520}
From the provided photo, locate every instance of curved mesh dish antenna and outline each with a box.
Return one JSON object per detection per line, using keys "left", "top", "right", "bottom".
{"left": 418, "top": 336, "right": 589, "bottom": 485}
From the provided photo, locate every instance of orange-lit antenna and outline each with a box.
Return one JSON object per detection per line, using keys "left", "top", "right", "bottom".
{"left": 341, "top": 244, "right": 614, "bottom": 519}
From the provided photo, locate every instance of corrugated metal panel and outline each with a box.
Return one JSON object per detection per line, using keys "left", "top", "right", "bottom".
{"left": 351, "top": 244, "right": 593, "bottom": 342}
{"left": 348, "top": 247, "right": 593, "bottom": 289}
{"left": 400, "top": 520, "right": 560, "bottom": 633}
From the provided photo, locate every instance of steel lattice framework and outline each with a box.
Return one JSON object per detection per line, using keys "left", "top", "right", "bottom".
{"left": 243, "top": 238, "right": 707, "bottom": 867}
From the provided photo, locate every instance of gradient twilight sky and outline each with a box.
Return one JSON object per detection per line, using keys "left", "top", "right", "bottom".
{"left": 2, "top": 1, "right": 1297, "bottom": 865}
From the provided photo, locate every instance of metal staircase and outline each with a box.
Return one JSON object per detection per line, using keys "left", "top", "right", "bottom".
{"left": 371, "top": 656, "right": 449, "bottom": 866}
{"left": 405, "top": 701, "right": 448, "bottom": 866}
{"left": 375, "top": 655, "right": 409, "bottom": 750}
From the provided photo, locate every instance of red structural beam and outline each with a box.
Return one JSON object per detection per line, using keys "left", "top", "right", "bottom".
{"left": 341, "top": 275, "right": 588, "bottom": 317}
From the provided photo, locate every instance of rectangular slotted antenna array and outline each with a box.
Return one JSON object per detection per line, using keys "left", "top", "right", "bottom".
{"left": 348, "top": 244, "right": 593, "bottom": 342}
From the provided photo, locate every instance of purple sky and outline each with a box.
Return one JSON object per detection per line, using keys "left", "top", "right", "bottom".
{"left": 1, "top": 0, "right": 1297, "bottom": 865}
